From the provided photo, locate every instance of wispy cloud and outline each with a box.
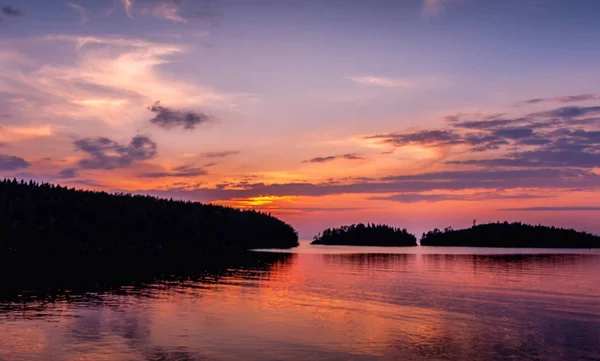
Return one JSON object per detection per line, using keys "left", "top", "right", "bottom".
{"left": 150, "top": 1, "right": 187, "bottom": 24}
{"left": 529, "top": 106, "right": 600, "bottom": 119}
{"left": 0, "top": 35, "right": 241, "bottom": 131}
{"left": 144, "top": 168, "right": 600, "bottom": 202}
{"left": 348, "top": 76, "right": 413, "bottom": 88}
{"left": 202, "top": 150, "right": 240, "bottom": 159}
{"left": 139, "top": 164, "right": 208, "bottom": 178}
{"left": 121, "top": 0, "right": 134, "bottom": 19}
{"left": 366, "top": 130, "right": 462, "bottom": 147}
{"left": 516, "top": 93, "right": 600, "bottom": 107}
{"left": 371, "top": 191, "right": 549, "bottom": 203}
{"left": 66, "top": 2, "right": 89, "bottom": 24}
{"left": 46, "top": 35, "right": 169, "bottom": 49}
{"left": 347, "top": 74, "right": 445, "bottom": 88}
{"left": 304, "top": 153, "right": 364, "bottom": 164}
{"left": 365, "top": 129, "right": 511, "bottom": 153}
{"left": 365, "top": 104, "right": 600, "bottom": 166}
{"left": 0, "top": 125, "right": 56, "bottom": 143}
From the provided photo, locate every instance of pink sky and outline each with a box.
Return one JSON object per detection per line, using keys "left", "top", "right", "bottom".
{"left": 1, "top": 0, "right": 600, "bottom": 237}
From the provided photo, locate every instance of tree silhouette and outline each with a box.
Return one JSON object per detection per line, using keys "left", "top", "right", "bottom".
{"left": 420, "top": 221, "right": 599, "bottom": 248}
{"left": 0, "top": 179, "right": 299, "bottom": 254}
{"left": 312, "top": 223, "right": 417, "bottom": 247}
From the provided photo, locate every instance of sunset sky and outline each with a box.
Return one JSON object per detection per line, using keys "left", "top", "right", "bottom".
{"left": 1, "top": 0, "right": 600, "bottom": 237}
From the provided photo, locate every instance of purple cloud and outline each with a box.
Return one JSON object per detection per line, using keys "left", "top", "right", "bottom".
{"left": 366, "top": 130, "right": 462, "bottom": 147}
{"left": 304, "top": 153, "right": 364, "bottom": 163}
{"left": 149, "top": 101, "right": 215, "bottom": 130}
{"left": 0, "top": 154, "right": 30, "bottom": 170}
{"left": 492, "top": 127, "right": 534, "bottom": 139}
{"left": 530, "top": 106, "right": 600, "bottom": 119}
{"left": 517, "top": 94, "right": 600, "bottom": 106}
{"left": 2, "top": 6, "right": 23, "bottom": 17}
{"left": 202, "top": 150, "right": 240, "bottom": 158}
{"left": 141, "top": 168, "right": 600, "bottom": 202}
{"left": 139, "top": 164, "right": 208, "bottom": 178}
{"left": 370, "top": 192, "right": 549, "bottom": 203}
{"left": 74, "top": 135, "right": 157, "bottom": 170}
{"left": 58, "top": 168, "right": 78, "bottom": 179}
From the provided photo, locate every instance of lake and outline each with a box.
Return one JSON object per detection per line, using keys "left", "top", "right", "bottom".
{"left": 1, "top": 243, "right": 600, "bottom": 361}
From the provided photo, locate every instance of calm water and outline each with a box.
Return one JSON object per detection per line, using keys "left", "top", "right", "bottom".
{"left": 1, "top": 244, "right": 600, "bottom": 361}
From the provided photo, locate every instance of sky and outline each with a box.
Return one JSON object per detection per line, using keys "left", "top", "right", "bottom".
{"left": 1, "top": 0, "right": 600, "bottom": 238}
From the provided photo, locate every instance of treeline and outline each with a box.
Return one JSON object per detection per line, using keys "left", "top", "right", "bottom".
{"left": 2, "top": 178, "right": 598, "bottom": 252}
{"left": 420, "top": 222, "right": 600, "bottom": 248}
{"left": 312, "top": 222, "right": 600, "bottom": 248}
{"left": 0, "top": 179, "right": 298, "bottom": 254}
{"left": 312, "top": 223, "right": 417, "bottom": 247}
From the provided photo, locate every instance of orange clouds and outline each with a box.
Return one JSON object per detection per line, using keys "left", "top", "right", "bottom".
{"left": 1, "top": 35, "right": 245, "bottom": 134}
{"left": 0, "top": 125, "right": 56, "bottom": 143}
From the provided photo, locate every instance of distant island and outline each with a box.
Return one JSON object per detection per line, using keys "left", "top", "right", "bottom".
{"left": 0, "top": 179, "right": 299, "bottom": 254}
{"left": 312, "top": 223, "right": 417, "bottom": 247}
{"left": 420, "top": 222, "right": 600, "bottom": 248}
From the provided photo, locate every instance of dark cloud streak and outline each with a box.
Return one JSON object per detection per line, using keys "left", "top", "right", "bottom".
{"left": 366, "top": 130, "right": 462, "bottom": 147}
{"left": 2, "top": 6, "right": 23, "bottom": 17}
{"left": 58, "top": 168, "right": 78, "bottom": 179}
{"left": 530, "top": 106, "right": 600, "bottom": 119}
{"left": 492, "top": 127, "right": 534, "bottom": 139}
{"left": 0, "top": 154, "right": 30, "bottom": 170}
{"left": 517, "top": 94, "right": 600, "bottom": 106}
{"left": 448, "top": 150, "right": 600, "bottom": 168}
{"left": 370, "top": 192, "right": 549, "bottom": 203}
{"left": 74, "top": 135, "right": 157, "bottom": 170}
{"left": 138, "top": 165, "right": 208, "bottom": 178}
{"left": 304, "top": 153, "right": 364, "bottom": 163}
{"left": 149, "top": 101, "right": 214, "bottom": 130}
{"left": 144, "top": 168, "right": 600, "bottom": 202}
{"left": 368, "top": 104, "right": 600, "bottom": 167}
{"left": 202, "top": 150, "right": 240, "bottom": 158}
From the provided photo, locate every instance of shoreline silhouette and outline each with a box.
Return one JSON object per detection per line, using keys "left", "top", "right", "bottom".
{"left": 420, "top": 222, "right": 600, "bottom": 248}
{"left": 312, "top": 223, "right": 418, "bottom": 247}
{"left": 2, "top": 179, "right": 599, "bottom": 254}
{"left": 0, "top": 179, "right": 299, "bottom": 254}
{"left": 312, "top": 222, "right": 599, "bottom": 248}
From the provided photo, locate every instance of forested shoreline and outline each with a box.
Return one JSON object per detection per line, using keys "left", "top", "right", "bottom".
{"left": 312, "top": 223, "right": 418, "bottom": 247}
{"left": 0, "top": 179, "right": 299, "bottom": 254}
{"left": 420, "top": 222, "right": 600, "bottom": 248}
{"left": 2, "top": 179, "right": 598, "bottom": 253}
{"left": 312, "top": 222, "right": 599, "bottom": 248}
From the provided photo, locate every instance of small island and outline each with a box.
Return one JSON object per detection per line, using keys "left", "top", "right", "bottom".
{"left": 0, "top": 179, "right": 299, "bottom": 255}
{"left": 311, "top": 223, "right": 417, "bottom": 247}
{"left": 420, "top": 222, "right": 600, "bottom": 248}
